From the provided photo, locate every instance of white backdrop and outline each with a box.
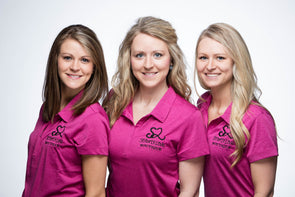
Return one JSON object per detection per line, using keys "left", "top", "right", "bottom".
{"left": 0, "top": 0, "right": 294, "bottom": 196}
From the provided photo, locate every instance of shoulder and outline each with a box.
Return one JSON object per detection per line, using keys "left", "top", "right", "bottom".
{"left": 78, "top": 102, "right": 109, "bottom": 125}
{"left": 174, "top": 93, "right": 198, "bottom": 113}
{"left": 169, "top": 94, "right": 204, "bottom": 123}
{"left": 243, "top": 102, "right": 275, "bottom": 128}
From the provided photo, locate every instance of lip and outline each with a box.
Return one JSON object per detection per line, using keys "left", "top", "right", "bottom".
{"left": 66, "top": 73, "right": 82, "bottom": 79}
{"left": 205, "top": 73, "right": 220, "bottom": 77}
{"left": 142, "top": 72, "right": 158, "bottom": 76}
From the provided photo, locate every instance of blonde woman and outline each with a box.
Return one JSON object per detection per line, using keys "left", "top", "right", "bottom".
{"left": 195, "top": 23, "right": 278, "bottom": 196}
{"left": 103, "top": 16, "right": 209, "bottom": 197}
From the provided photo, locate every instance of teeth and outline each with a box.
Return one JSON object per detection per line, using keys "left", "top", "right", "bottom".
{"left": 68, "top": 74, "right": 80, "bottom": 79}
{"left": 207, "top": 74, "right": 218, "bottom": 77}
{"left": 144, "top": 73, "right": 156, "bottom": 76}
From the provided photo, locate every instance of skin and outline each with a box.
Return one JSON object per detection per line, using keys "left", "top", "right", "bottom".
{"left": 179, "top": 157, "right": 205, "bottom": 197}
{"left": 130, "top": 33, "right": 170, "bottom": 125}
{"left": 58, "top": 38, "right": 107, "bottom": 197}
{"left": 58, "top": 38, "right": 93, "bottom": 109}
{"left": 251, "top": 157, "right": 277, "bottom": 197}
{"left": 196, "top": 37, "right": 234, "bottom": 123}
{"left": 196, "top": 37, "right": 277, "bottom": 196}
{"left": 131, "top": 33, "right": 204, "bottom": 196}
{"left": 82, "top": 155, "right": 108, "bottom": 197}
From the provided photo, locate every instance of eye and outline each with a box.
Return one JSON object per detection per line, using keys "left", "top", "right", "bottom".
{"left": 199, "top": 56, "right": 207, "bottom": 60}
{"left": 63, "top": 56, "right": 72, "bottom": 60}
{"left": 81, "top": 58, "right": 90, "bottom": 63}
{"left": 217, "top": 56, "right": 225, "bottom": 60}
{"left": 154, "top": 53, "right": 163, "bottom": 58}
{"left": 135, "top": 53, "right": 144, "bottom": 58}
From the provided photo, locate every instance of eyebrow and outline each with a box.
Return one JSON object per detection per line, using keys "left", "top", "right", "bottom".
{"left": 59, "top": 52, "right": 91, "bottom": 58}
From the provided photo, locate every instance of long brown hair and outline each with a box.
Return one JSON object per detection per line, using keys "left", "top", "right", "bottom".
{"left": 103, "top": 16, "right": 191, "bottom": 127}
{"left": 43, "top": 24, "right": 108, "bottom": 122}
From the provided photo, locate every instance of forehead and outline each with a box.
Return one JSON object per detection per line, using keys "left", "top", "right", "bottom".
{"left": 59, "top": 38, "right": 90, "bottom": 55}
{"left": 198, "top": 37, "right": 228, "bottom": 54}
{"left": 131, "top": 33, "right": 168, "bottom": 51}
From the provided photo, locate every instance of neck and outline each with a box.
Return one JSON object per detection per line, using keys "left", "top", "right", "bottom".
{"left": 134, "top": 84, "right": 169, "bottom": 106}
{"left": 60, "top": 88, "right": 81, "bottom": 111}
{"left": 210, "top": 86, "right": 232, "bottom": 113}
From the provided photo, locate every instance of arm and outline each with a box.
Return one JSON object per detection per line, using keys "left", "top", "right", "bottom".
{"left": 178, "top": 156, "right": 205, "bottom": 197}
{"left": 82, "top": 155, "right": 108, "bottom": 197}
{"left": 250, "top": 156, "right": 277, "bottom": 197}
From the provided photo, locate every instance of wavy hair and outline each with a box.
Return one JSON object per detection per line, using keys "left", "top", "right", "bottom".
{"left": 195, "top": 23, "right": 262, "bottom": 167}
{"left": 43, "top": 24, "right": 108, "bottom": 122}
{"left": 103, "top": 16, "right": 191, "bottom": 127}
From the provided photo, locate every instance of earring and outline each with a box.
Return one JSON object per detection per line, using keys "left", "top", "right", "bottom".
{"left": 169, "top": 64, "right": 173, "bottom": 70}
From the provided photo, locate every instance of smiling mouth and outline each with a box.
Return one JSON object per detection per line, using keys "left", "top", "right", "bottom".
{"left": 206, "top": 73, "right": 220, "bottom": 77}
{"left": 67, "top": 74, "right": 82, "bottom": 79}
{"left": 143, "top": 72, "right": 157, "bottom": 76}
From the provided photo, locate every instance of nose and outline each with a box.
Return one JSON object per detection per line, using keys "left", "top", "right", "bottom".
{"left": 206, "top": 58, "right": 216, "bottom": 70}
{"left": 70, "top": 60, "right": 80, "bottom": 71}
{"left": 144, "top": 56, "right": 153, "bottom": 70}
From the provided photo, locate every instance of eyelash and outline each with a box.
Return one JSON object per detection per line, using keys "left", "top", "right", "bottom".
{"left": 81, "top": 58, "right": 90, "bottom": 63}
{"left": 63, "top": 56, "right": 72, "bottom": 60}
{"left": 135, "top": 53, "right": 143, "bottom": 58}
{"left": 134, "top": 53, "right": 163, "bottom": 58}
{"left": 217, "top": 56, "right": 225, "bottom": 60}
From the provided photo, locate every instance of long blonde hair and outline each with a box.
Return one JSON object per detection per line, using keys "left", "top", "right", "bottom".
{"left": 103, "top": 16, "right": 191, "bottom": 127}
{"left": 195, "top": 23, "right": 261, "bottom": 167}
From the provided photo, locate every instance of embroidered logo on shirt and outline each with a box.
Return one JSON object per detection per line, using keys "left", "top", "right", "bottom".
{"left": 212, "top": 125, "right": 235, "bottom": 150}
{"left": 45, "top": 125, "right": 65, "bottom": 147}
{"left": 218, "top": 125, "right": 233, "bottom": 139}
{"left": 146, "top": 127, "right": 166, "bottom": 140}
{"left": 139, "top": 127, "right": 167, "bottom": 151}
{"left": 51, "top": 125, "right": 65, "bottom": 137}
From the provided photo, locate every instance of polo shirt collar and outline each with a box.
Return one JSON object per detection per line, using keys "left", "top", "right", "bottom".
{"left": 150, "top": 86, "right": 176, "bottom": 122}
{"left": 57, "top": 90, "right": 83, "bottom": 123}
{"left": 122, "top": 86, "right": 176, "bottom": 123}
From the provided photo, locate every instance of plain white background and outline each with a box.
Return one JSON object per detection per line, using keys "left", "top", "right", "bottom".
{"left": 0, "top": 0, "right": 294, "bottom": 196}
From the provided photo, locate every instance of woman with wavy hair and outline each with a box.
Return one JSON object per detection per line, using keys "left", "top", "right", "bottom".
{"left": 23, "top": 24, "right": 109, "bottom": 197}
{"left": 104, "top": 16, "right": 209, "bottom": 197}
{"left": 195, "top": 23, "right": 278, "bottom": 196}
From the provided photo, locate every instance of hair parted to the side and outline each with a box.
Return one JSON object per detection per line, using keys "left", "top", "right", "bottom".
{"left": 194, "top": 23, "right": 263, "bottom": 167}
{"left": 43, "top": 24, "right": 108, "bottom": 122}
{"left": 103, "top": 16, "right": 191, "bottom": 127}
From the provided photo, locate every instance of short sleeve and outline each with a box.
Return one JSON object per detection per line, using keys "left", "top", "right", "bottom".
{"left": 177, "top": 110, "right": 209, "bottom": 161}
{"left": 74, "top": 112, "right": 109, "bottom": 156}
{"left": 246, "top": 111, "right": 278, "bottom": 163}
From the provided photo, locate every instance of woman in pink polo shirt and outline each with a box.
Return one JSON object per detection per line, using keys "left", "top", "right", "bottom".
{"left": 23, "top": 25, "right": 109, "bottom": 197}
{"left": 194, "top": 23, "right": 278, "bottom": 196}
{"left": 103, "top": 16, "right": 209, "bottom": 197}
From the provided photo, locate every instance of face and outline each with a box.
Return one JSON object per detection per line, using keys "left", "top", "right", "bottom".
{"left": 58, "top": 38, "right": 93, "bottom": 97}
{"left": 130, "top": 33, "right": 171, "bottom": 91}
{"left": 196, "top": 37, "right": 234, "bottom": 91}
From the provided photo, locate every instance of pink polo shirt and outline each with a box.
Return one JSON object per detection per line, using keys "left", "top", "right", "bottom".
{"left": 106, "top": 87, "right": 209, "bottom": 197}
{"left": 22, "top": 91, "right": 109, "bottom": 197}
{"left": 198, "top": 91, "right": 278, "bottom": 197}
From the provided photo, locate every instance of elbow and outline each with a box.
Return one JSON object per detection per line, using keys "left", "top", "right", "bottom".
{"left": 85, "top": 190, "right": 105, "bottom": 197}
{"left": 254, "top": 188, "right": 274, "bottom": 197}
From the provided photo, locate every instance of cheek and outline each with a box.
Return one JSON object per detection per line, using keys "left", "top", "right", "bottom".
{"left": 196, "top": 62, "right": 204, "bottom": 72}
